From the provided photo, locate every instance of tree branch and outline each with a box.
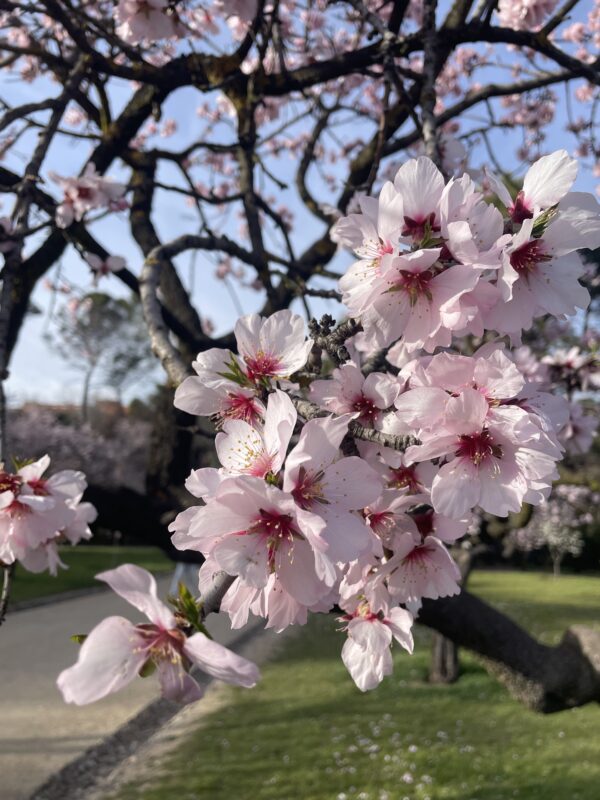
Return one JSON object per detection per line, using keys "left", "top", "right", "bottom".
{"left": 419, "top": 590, "right": 600, "bottom": 713}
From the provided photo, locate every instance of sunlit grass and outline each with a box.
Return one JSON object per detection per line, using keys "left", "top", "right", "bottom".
{"left": 112, "top": 571, "right": 600, "bottom": 800}
{"left": 10, "top": 545, "right": 172, "bottom": 605}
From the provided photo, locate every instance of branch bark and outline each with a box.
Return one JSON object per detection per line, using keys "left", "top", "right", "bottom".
{"left": 419, "top": 589, "right": 600, "bottom": 713}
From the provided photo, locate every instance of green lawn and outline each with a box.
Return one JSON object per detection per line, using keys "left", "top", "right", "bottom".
{"left": 10, "top": 545, "right": 172, "bottom": 605}
{"left": 114, "top": 571, "right": 600, "bottom": 800}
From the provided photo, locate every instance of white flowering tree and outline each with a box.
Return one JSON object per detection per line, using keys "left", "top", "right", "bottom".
{"left": 1, "top": 0, "right": 600, "bottom": 714}
{"left": 511, "top": 484, "right": 598, "bottom": 576}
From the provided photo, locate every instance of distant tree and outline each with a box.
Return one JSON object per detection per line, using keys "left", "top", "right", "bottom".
{"left": 47, "top": 292, "right": 155, "bottom": 420}
{"left": 510, "top": 485, "right": 598, "bottom": 576}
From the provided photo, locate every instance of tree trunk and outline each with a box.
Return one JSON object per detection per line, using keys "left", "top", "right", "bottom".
{"left": 81, "top": 367, "right": 93, "bottom": 423}
{"left": 428, "top": 546, "right": 482, "bottom": 684}
{"left": 429, "top": 632, "right": 459, "bottom": 683}
{"left": 553, "top": 556, "right": 562, "bottom": 577}
{"left": 419, "top": 591, "right": 600, "bottom": 713}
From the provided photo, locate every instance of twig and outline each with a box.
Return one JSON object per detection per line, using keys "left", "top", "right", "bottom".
{"left": 0, "top": 563, "right": 15, "bottom": 627}
{"left": 308, "top": 315, "right": 362, "bottom": 367}
{"left": 292, "top": 396, "right": 416, "bottom": 452}
{"left": 199, "top": 570, "right": 236, "bottom": 618}
{"left": 420, "top": 0, "right": 443, "bottom": 169}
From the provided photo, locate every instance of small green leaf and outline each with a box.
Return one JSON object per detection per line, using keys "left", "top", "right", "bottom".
{"left": 70, "top": 634, "right": 87, "bottom": 645}
{"left": 532, "top": 206, "right": 558, "bottom": 238}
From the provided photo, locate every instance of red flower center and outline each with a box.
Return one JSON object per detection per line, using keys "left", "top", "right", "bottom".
{"left": 244, "top": 352, "right": 282, "bottom": 381}
{"left": 249, "top": 509, "right": 300, "bottom": 568}
{"left": 222, "top": 393, "right": 262, "bottom": 424}
{"left": 510, "top": 238, "right": 551, "bottom": 274}
{"left": 388, "top": 465, "right": 421, "bottom": 493}
{"left": 395, "top": 269, "right": 435, "bottom": 305}
{"left": 0, "top": 471, "right": 22, "bottom": 496}
{"left": 76, "top": 186, "right": 94, "bottom": 200}
{"left": 412, "top": 510, "right": 435, "bottom": 537}
{"left": 291, "top": 467, "right": 326, "bottom": 510}
{"left": 509, "top": 192, "right": 533, "bottom": 224}
{"left": 352, "top": 394, "right": 380, "bottom": 425}
{"left": 401, "top": 212, "right": 440, "bottom": 240}
{"left": 456, "top": 430, "right": 502, "bottom": 466}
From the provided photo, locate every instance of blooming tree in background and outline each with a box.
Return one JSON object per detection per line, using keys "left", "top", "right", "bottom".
{"left": 511, "top": 484, "right": 599, "bottom": 575}
{"left": 1, "top": 0, "right": 600, "bottom": 712}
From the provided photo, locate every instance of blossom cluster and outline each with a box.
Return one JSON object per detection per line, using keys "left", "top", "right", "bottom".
{"left": 56, "top": 152, "right": 600, "bottom": 702}
{"left": 334, "top": 151, "right": 598, "bottom": 350}
{"left": 0, "top": 455, "right": 96, "bottom": 575}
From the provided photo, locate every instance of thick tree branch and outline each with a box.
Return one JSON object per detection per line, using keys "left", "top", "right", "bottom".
{"left": 420, "top": 590, "right": 600, "bottom": 713}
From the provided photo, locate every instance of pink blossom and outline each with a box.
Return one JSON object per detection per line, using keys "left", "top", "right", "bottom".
{"left": 234, "top": 310, "right": 312, "bottom": 382}
{"left": 310, "top": 363, "right": 399, "bottom": 427}
{"left": 359, "top": 248, "right": 480, "bottom": 351}
{"left": 57, "top": 565, "right": 259, "bottom": 705}
{"left": 84, "top": 252, "right": 126, "bottom": 280}
{"left": 171, "top": 476, "right": 334, "bottom": 613}
{"left": 50, "top": 164, "right": 127, "bottom": 228}
{"left": 174, "top": 348, "right": 265, "bottom": 425}
{"left": 215, "top": 389, "right": 296, "bottom": 478}
{"left": 486, "top": 150, "right": 577, "bottom": 222}
{"left": 405, "top": 389, "right": 559, "bottom": 518}
{"left": 0, "top": 455, "right": 90, "bottom": 566}
{"left": 115, "top": 0, "right": 182, "bottom": 44}
{"left": 377, "top": 531, "right": 461, "bottom": 602}
{"left": 392, "top": 156, "right": 444, "bottom": 243}
{"left": 335, "top": 184, "right": 404, "bottom": 315}
{"left": 497, "top": 0, "right": 559, "bottom": 31}
{"left": 484, "top": 203, "right": 597, "bottom": 338}
{"left": 283, "top": 414, "right": 383, "bottom": 562}
{"left": 559, "top": 401, "right": 597, "bottom": 454}
{"left": 340, "top": 601, "right": 414, "bottom": 691}
{"left": 19, "top": 500, "right": 96, "bottom": 576}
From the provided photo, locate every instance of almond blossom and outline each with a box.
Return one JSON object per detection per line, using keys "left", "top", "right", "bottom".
{"left": 310, "top": 363, "right": 399, "bottom": 427}
{"left": 174, "top": 348, "right": 265, "bottom": 425}
{"left": 84, "top": 252, "right": 126, "bottom": 282}
{"left": 170, "top": 476, "right": 335, "bottom": 615}
{"left": 234, "top": 310, "right": 312, "bottom": 383}
{"left": 51, "top": 165, "right": 127, "bottom": 228}
{"left": 486, "top": 149, "right": 577, "bottom": 222}
{"left": 497, "top": 0, "right": 559, "bottom": 32}
{"left": 215, "top": 390, "right": 296, "bottom": 478}
{"left": 340, "top": 600, "right": 414, "bottom": 691}
{"left": 115, "top": 0, "right": 183, "bottom": 44}
{"left": 57, "top": 565, "right": 259, "bottom": 705}
{"left": 484, "top": 208, "right": 597, "bottom": 339}
{"left": 335, "top": 184, "right": 404, "bottom": 315}
{"left": 283, "top": 414, "right": 383, "bottom": 562}
{"left": 19, "top": 499, "right": 96, "bottom": 576}
{"left": 376, "top": 531, "right": 462, "bottom": 603}
{"left": 0, "top": 455, "right": 92, "bottom": 568}
{"left": 405, "top": 389, "right": 559, "bottom": 518}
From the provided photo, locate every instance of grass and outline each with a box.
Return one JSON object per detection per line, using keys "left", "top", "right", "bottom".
{"left": 114, "top": 571, "right": 600, "bottom": 800}
{"left": 10, "top": 545, "right": 172, "bottom": 605}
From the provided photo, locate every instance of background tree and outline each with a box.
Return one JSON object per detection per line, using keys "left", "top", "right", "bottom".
{"left": 47, "top": 291, "right": 155, "bottom": 418}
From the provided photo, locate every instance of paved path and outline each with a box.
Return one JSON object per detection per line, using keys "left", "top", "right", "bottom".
{"left": 0, "top": 574, "right": 248, "bottom": 800}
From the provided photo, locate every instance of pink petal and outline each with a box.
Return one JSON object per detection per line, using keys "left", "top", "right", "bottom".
{"left": 184, "top": 632, "right": 260, "bottom": 687}
{"left": 157, "top": 659, "right": 204, "bottom": 704}
{"left": 57, "top": 616, "right": 147, "bottom": 705}
{"left": 96, "top": 564, "right": 175, "bottom": 629}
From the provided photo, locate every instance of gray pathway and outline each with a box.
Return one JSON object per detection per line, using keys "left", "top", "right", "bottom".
{"left": 0, "top": 574, "right": 249, "bottom": 800}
